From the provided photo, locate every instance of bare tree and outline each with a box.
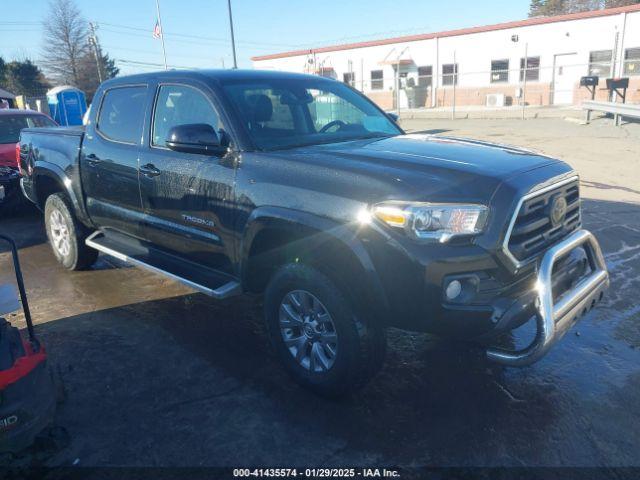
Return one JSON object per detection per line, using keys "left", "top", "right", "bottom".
{"left": 41, "top": 0, "right": 88, "bottom": 86}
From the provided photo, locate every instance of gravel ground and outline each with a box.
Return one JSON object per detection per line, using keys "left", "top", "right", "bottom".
{"left": 0, "top": 116, "right": 639, "bottom": 477}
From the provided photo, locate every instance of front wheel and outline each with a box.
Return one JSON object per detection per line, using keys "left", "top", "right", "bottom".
{"left": 264, "top": 263, "right": 386, "bottom": 397}
{"left": 44, "top": 193, "right": 98, "bottom": 270}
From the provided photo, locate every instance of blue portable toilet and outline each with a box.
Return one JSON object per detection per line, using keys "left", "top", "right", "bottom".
{"left": 47, "top": 86, "right": 87, "bottom": 126}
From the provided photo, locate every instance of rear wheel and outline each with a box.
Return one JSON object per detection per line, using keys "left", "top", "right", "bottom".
{"left": 44, "top": 193, "right": 98, "bottom": 270}
{"left": 264, "top": 263, "right": 386, "bottom": 397}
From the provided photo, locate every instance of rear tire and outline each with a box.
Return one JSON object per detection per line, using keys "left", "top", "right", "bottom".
{"left": 264, "top": 263, "right": 386, "bottom": 397}
{"left": 44, "top": 193, "right": 98, "bottom": 270}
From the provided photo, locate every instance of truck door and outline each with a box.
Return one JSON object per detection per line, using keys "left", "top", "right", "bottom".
{"left": 137, "top": 82, "right": 237, "bottom": 274}
{"left": 81, "top": 85, "right": 149, "bottom": 235}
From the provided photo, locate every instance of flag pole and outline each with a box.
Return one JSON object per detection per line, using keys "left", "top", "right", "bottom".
{"left": 155, "top": 0, "right": 168, "bottom": 70}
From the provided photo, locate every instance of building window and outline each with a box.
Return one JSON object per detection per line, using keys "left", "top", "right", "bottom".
{"left": 371, "top": 70, "right": 383, "bottom": 90}
{"left": 490, "top": 59, "right": 509, "bottom": 83}
{"left": 343, "top": 72, "right": 355, "bottom": 87}
{"left": 520, "top": 56, "right": 540, "bottom": 82}
{"left": 442, "top": 63, "right": 458, "bottom": 86}
{"left": 317, "top": 67, "right": 333, "bottom": 78}
{"left": 624, "top": 48, "right": 640, "bottom": 76}
{"left": 417, "top": 66, "right": 432, "bottom": 87}
{"left": 588, "top": 50, "right": 612, "bottom": 77}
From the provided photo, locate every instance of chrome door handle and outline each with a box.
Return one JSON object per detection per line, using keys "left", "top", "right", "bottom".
{"left": 85, "top": 153, "right": 100, "bottom": 165}
{"left": 140, "top": 163, "right": 161, "bottom": 177}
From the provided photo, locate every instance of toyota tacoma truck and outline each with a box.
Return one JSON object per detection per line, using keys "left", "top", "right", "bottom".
{"left": 17, "top": 70, "right": 609, "bottom": 396}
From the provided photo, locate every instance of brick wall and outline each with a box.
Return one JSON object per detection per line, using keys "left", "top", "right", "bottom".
{"left": 367, "top": 90, "right": 394, "bottom": 110}
{"left": 573, "top": 77, "right": 640, "bottom": 104}
{"left": 364, "top": 78, "right": 639, "bottom": 109}
{"left": 435, "top": 83, "right": 552, "bottom": 107}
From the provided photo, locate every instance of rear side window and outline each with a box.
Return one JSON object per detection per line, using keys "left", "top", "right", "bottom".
{"left": 97, "top": 86, "right": 147, "bottom": 144}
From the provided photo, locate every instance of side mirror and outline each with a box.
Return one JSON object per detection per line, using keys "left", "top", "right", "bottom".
{"left": 166, "top": 123, "right": 227, "bottom": 156}
{"left": 387, "top": 112, "right": 399, "bottom": 123}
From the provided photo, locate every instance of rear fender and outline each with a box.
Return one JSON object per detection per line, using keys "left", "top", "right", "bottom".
{"left": 32, "top": 163, "right": 92, "bottom": 226}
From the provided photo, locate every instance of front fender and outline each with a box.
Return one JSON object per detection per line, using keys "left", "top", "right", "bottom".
{"left": 240, "top": 206, "right": 390, "bottom": 317}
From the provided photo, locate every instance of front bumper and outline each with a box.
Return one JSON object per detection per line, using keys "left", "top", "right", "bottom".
{"left": 486, "top": 229, "right": 609, "bottom": 366}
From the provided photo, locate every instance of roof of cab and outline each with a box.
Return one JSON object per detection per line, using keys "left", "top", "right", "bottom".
{"left": 101, "top": 69, "right": 332, "bottom": 88}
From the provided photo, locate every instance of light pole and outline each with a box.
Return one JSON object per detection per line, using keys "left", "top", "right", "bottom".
{"left": 512, "top": 35, "right": 527, "bottom": 120}
{"left": 227, "top": 0, "right": 238, "bottom": 69}
{"left": 522, "top": 42, "right": 528, "bottom": 120}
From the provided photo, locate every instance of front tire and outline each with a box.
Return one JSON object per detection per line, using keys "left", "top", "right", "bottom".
{"left": 44, "top": 193, "right": 98, "bottom": 270}
{"left": 264, "top": 263, "right": 386, "bottom": 397}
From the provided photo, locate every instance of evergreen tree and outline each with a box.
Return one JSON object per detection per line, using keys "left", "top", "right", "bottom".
{"left": 0, "top": 57, "right": 50, "bottom": 96}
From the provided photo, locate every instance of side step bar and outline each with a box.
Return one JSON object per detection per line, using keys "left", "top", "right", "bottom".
{"left": 86, "top": 231, "right": 241, "bottom": 300}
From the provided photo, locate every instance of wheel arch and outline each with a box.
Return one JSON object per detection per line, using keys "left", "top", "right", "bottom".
{"left": 240, "top": 206, "right": 390, "bottom": 324}
{"left": 33, "top": 163, "right": 91, "bottom": 225}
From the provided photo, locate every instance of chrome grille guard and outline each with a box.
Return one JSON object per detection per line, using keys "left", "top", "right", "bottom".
{"left": 487, "top": 229, "right": 609, "bottom": 367}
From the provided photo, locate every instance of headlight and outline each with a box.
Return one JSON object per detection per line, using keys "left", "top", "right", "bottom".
{"left": 373, "top": 202, "right": 488, "bottom": 242}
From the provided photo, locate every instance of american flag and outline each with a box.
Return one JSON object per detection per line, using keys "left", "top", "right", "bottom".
{"left": 152, "top": 20, "right": 162, "bottom": 39}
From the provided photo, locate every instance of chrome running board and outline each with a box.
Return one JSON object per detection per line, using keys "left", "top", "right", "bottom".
{"left": 85, "top": 230, "right": 241, "bottom": 300}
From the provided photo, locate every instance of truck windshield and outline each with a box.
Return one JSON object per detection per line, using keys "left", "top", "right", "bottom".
{"left": 222, "top": 78, "right": 402, "bottom": 150}
{"left": 0, "top": 114, "right": 56, "bottom": 144}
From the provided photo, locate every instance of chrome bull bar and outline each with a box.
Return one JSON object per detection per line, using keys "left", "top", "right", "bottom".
{"left": 487, "top": 229, "right": 609, "bottom": 367}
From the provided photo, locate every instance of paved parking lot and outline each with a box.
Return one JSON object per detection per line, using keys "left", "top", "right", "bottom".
{"left": 1, "top": 116, "right": 639, "bottom": 472}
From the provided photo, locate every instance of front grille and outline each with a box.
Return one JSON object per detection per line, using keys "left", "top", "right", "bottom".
{"left": 507, "top": 179, "right": 581, "bottom": 262}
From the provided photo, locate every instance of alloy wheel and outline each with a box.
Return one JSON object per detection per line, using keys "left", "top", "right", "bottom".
{"left": 49, "top": 209, "right": 71, "bottom": 257}
{"left": 279, "top": 290, "right": 338, "bottom": 372}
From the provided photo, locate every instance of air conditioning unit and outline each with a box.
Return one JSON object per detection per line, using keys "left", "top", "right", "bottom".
{"left": 486, "top": 93, "right": 505, "bottom": 107}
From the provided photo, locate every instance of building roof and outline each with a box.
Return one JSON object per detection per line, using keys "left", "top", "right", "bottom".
{"left": 251, "top": 4, "right": 640, "bottom": 62}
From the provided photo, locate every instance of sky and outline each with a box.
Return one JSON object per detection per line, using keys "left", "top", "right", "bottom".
{"left": 0, "top": 0, "right": 530, "bottom": 75}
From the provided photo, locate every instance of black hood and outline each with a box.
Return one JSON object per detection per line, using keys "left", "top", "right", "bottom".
{"left": 265, "top": 134, "right": 563, "bottom": 205}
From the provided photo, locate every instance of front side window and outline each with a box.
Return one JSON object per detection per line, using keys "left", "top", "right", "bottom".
{"left": 97, "top": 86, "right": 147, "bottom": 144}
{"left": 624, "top": 47, "right": 640, "bottom": 76}
{"left": 222, "top": 78, "right": 401, "bottom": 151}
{"left": 490, "top": 59, "right": 509, "bottom": 83}
{"left": 520, "top": 56, "right": 540, "bottom": 81}
{"left": 589, "top": 50, "right": 612, "bottom": 77}
{"left": 0, "top": 114, "right": 56, "bottom": 144}
{"left": 442, "top": 64, "right": 458, "bottom": 86}
{"left": 152, "top": 84, "right": 224, "bottom": 147}
{"left": 371, "top": 70, "right": 383, "bottom": 90}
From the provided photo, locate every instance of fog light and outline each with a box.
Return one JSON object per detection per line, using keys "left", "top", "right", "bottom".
{"left": 445, "top": 280, "right": 462, "bottom": 300}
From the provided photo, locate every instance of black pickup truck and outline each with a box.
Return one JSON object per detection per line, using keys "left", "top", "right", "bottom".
{"left": 18, "top": 70, "right": 609, "bottom": 395}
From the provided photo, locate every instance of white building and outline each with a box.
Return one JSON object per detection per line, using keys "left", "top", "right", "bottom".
{"left": 252, "top": 5, "right": 640, "bottom": 110}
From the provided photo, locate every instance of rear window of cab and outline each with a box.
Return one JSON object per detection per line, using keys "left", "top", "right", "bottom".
{"left": 0, "top": 114, "right": 56, "bottom": 144}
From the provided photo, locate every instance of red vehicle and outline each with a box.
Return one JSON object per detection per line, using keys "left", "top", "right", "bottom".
{"left": 0, "top": 110, "right": 56, "bottom": 213}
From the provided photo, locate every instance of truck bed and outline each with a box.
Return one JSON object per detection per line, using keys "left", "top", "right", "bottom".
{"left": 19, "top": 126, "right": 86, "bottom": 212}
